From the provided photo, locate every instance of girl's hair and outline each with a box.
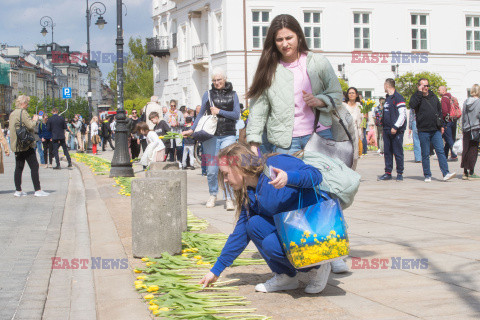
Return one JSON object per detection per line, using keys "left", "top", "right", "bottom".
{"left": 470, "top": 84, "right": 480, "bottom": 97}
{"left": 246, "top": 14, "right": 309, "bottom": 100}
{"left": 346, "top": 87, "right": 360, "bottom": 103}
{"left": 217, "top": 143, "right": 273, "bottom": 219}
{"left": 90, "top": 116, "right": 98, "bottom": 124}
{"left": 135, "top": 121, "right": 149, "bottom": 133}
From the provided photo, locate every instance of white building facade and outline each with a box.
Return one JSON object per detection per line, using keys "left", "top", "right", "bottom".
{"left": 151, "top": 0, "right": 480, "bottom": 108}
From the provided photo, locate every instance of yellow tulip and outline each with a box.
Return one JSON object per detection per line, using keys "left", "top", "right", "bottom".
{"left": 137, "top": 276, "right": 147, "bottom": 280}
{"left": 149, "top": 305, "right": 159, "bottom": 311}
{"left": 134, "top": 269, "right": 142, "bottom": 273}
{"left": 152, "top": 310, "right": 160, "bottom": 315}
{"left": 146, "top": 261, "right": 156, "bottom": 267}
{"left": 147, "top": 285, "right": 159, "bottom": 292}
{"left": 193, "top": 255, "right": 202, "bottom": 260}
{"left": 144, "top": 294, "right": 154, "bottom": 300}
{"left": 134, "top": 280, "right": 143, "bottom": 286}
{"left": 159, "top": 307, "right": 169, "bottom": 311}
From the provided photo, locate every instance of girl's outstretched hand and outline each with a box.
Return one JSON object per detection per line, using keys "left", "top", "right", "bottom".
{"left": 268, "top": 167, "right": 288, "bottom": 189}
{"left": 199, "top": 271, "right": 219, "bottom": 288}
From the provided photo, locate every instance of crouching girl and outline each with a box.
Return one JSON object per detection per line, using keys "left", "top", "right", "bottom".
{"left": 200, "top": 143, "right": 331, "bottom": 294}
{"left": 136, "top": 122, "right": 165, "bottom": 169}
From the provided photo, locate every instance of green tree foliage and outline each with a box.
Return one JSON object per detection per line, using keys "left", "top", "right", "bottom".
{"left": 107, "top": 37, "right": 153, "bottom": 103}
{"left": 395, "top": 71, "right": 448, "bottom": 107}
{"left": 338, "top": 78, "right": 349, "bottom": 93}
{"left": 17, "top": 94, "right": 89, "bottom": 119}
{"left": 124, "top": 97, "right": 150, "bottom": 115}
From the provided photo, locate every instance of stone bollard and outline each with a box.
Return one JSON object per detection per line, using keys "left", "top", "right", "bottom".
{"left": 132, "top": 177, "right": 182, "bottom": 258}
{"left": 147, "top": 164, "right": 188, "bottom": 232}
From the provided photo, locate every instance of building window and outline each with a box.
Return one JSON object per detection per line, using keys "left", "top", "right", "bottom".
{"left": 181, "top": 25, "right": 188, "bottom": 61}
{"left": 252, "top": 10, "right": 270, "bottom": 49}
{"left": 215, "top": 12, "right": 223, "bottom": 53}
{"left": 304, "top": 11, "right": 321, "bottom": 49}
{"left": 358, "top": 89, "right": 373, "bottom": 99}
{"left": 411, "top": 14, "right": 428, "bottom": 50}
{"left": 354, "top": 13, "right": 370, "bottom": 50}
{"left": 466, "top": 16, "right": 480, "bottom": 52}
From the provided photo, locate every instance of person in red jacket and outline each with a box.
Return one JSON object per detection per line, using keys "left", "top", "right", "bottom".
{"left": 439, "top": 86, "right": 458, "bottom": 161}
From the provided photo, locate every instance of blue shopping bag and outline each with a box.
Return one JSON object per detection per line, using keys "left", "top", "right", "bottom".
{"left": 274, "top": 192, "right": 349, "bottom": 269}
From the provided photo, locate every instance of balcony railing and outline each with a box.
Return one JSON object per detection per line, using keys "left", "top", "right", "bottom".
{"left": 192, "top": 43, "right": 208, "bottom": 62}
{"left": 146, "top": 36, "right": 170, "bottom": 58}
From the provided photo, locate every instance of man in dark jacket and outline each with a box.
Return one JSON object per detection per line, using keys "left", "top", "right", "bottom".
{"left": 378, "top": 78, "right": 407, "bottom": 181}
{"left": 409, "top": 78, "right": 455, "bottom": 182}
{"left": 101, "top": 117, "right": 115, "bottom": 151}
{"left": 47, "top": 107, "right": 72, "bottom": 169}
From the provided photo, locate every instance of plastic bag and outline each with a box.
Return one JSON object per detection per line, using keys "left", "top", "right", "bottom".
{"left": 453, "top": 139, "right": 463, "bottom": 155}
{"left": 274, "top": 198, "right": 349, "bottom": 269}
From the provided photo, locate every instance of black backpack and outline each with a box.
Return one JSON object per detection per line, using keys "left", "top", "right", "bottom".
{"left": 16, "top": 109, "right": 35, "bottom": 149}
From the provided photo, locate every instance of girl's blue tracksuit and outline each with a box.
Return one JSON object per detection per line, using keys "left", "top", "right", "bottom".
{"left": 211, "top": 154, "right": 327, "bottom": 277}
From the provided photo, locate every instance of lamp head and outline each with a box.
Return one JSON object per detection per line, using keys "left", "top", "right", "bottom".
{"left": 95, "top": 16, "right": 107, "bottom": 30}
{"left": 41, "top": 27, "right": 48, "bottom": 37}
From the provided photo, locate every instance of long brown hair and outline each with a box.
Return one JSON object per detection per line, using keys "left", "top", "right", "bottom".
{"left": 217, "top": 143, "right": 271, "bottom": 219}
{"left": 246, "top": 14, "right": 309, "bottom": 100}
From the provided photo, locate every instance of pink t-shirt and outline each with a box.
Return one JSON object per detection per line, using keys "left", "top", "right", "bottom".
{"left": 280, "top": 53, "right": 330, "bottom": 137}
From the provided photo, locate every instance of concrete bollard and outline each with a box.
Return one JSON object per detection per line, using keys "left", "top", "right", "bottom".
{"left": 149, "top": 162, "right": 179, "bottom": 171}
{"left": 147, "top": 166, "right": 188, "bottom": 232}
{"left": 132, "top": 177, "right": 182, "bottom": 258}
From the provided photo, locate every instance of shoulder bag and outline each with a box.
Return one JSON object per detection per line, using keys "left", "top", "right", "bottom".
{"left": 304, "top": 95, "right": 355, "bottom": 168}
{"left": 16, "top": 109, "right": 35, "bottom": 149}
{"left": 193, "top": 90, "right": 218, "bottom": 142}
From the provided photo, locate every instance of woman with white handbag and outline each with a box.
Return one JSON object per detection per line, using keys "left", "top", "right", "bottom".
{"left": 183, "top": 67, "right": 241, "bottom": 210}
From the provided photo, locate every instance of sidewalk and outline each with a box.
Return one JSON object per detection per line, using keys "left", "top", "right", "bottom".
{"left": 98, "top": 149, "right": 480, "bottom": 319}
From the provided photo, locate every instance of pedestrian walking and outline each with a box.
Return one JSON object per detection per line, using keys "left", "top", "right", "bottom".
{"left": 38, "top": 115, "right": 53, "bottom": 168}
{"left": 181, "top": 116, "right": 195, "bottom": 170}
{"left": 47, "top": 107, "right": 72, "bottom": 169}
{"left": 409, "top": 78, "right": 456, "bottom": 182}
{"left": 182, "top": 68, "right": 239, "bottom": 210}
{"left": 164, "top": 100, "right": 185, "bottom": 164}
{"left": 33, "top": 118, "right": 45, "bottom": 165}
{"left": 374, "top": 97, "right": 385, "bottom": 154}
{"left": 67, "top": 119, "right": 76, "bottom": 150}
{"left": 0, "top": 122, "right": 10, "bottom": 174}
{"left": 100, "top": 117, "right": 115, "bottom": 151}
{"left": 377, "top": 78, "right": 407, "bottom": 181}
{"left": 8, "top": 95, "right": 49, "bottom": 197}
{"left": 74, "top": 115, "right": 84, "bottom": 152}
{"left": 461, "top": 84, "right": 480, "bottom": 180}
{"left": 141, "top": 96, "right": 163, "bottom": 130}
{"left": 408, "top": 108, "right": 422, "bottom": 163}
{"left": 439, "top": 86, "right": 459, "bottom": 161}
{"left": 129, "top": 109, "right": 141, "bottom": 159}
{"left": 343, "top": 87, "right": 364, "bottom": 156}
{"left": 90, "top": 116, "right": 100, "bottom": 155}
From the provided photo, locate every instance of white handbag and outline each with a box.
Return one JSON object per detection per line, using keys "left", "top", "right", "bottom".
{"left": 193, "top": 91, "right": 218, "bottom": 142}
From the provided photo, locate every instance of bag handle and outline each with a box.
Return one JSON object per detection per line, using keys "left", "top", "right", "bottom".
{"left": 206, "top": 91, "right": 215, "bottom": 117}
{"left": 313, "top": 95, "right": 353, "bottom": 143}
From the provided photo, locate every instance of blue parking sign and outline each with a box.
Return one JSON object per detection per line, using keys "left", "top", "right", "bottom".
{"left": 62, "top": 87, "right": 72, "bottom": 99}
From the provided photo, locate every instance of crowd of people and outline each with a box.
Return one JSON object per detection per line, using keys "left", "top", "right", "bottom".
{"left": 0, "top": 12, "right": 478, "bottom": 299}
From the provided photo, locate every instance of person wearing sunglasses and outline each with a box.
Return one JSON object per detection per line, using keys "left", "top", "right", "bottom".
{"left": 409, "top": 78, "right": 456, "bottom": 182}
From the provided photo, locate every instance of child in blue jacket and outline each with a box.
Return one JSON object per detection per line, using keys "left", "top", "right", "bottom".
{"left": 199, "top": 143, "right": 332, "bottom": 294}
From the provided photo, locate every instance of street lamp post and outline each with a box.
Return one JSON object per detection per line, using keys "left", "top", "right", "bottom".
{"left": 85, "top": 0, "right": 107, "bottom": 153}
{"left": 40, "top": 16, "right": 56, "bottom": 108}
{"left": 109, "top": 0, "right": 133, "bottom": 177}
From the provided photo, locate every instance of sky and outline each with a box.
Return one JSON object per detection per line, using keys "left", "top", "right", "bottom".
{"left": 0, "top": 0, "right": 153, "bottom": 81}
